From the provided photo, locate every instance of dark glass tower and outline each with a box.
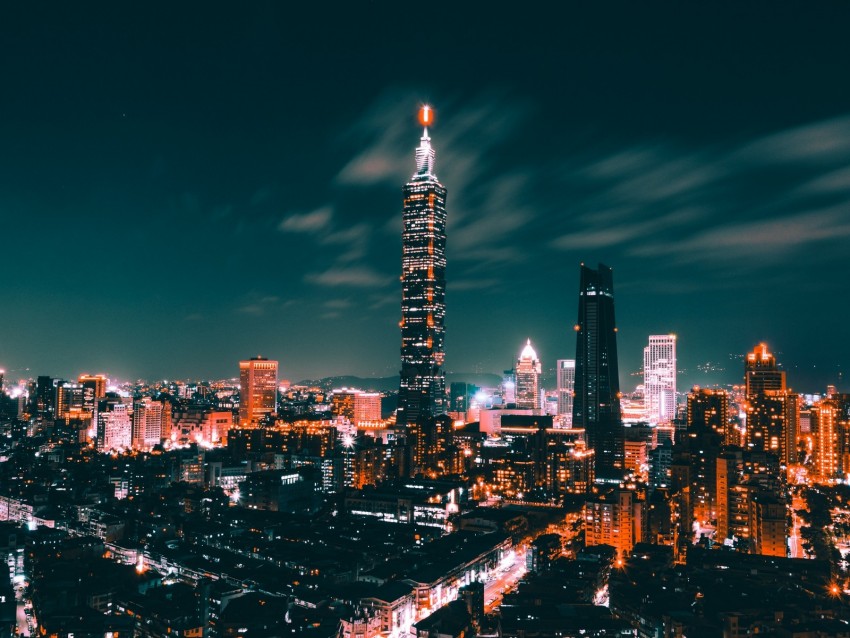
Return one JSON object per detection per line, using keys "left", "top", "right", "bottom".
{"left": 396, "top": 107, "right": 447, "bottom": 430}
{"left": 572, "top": 263, "right": 623, "bottom": 481}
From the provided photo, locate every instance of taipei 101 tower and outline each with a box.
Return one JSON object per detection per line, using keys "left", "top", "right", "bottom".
{"left": 396, "top": 105, "right": 447, "bottom": 429}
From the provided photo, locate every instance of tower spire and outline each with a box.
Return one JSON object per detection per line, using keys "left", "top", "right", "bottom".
{"left": 414, "top": 105, "right": 437, "bottom": 179}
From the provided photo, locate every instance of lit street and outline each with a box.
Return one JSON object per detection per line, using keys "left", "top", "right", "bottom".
{"left": 485, "top": 545, "right": 528, "bottom": 612}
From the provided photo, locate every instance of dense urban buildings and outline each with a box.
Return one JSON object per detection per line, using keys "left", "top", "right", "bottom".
{"left": 396, "top": 106, "right": 448, "bottom": 432}
{"left": 572, "top": 263, "right": 623, "bottom": 481}
{"left": 2, "top": 108, "right": 850, "bottom": 638}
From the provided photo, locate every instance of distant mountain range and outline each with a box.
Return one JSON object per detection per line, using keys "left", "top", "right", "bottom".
{"left": 294, "top": 372, "right": 504, "bottom": 394}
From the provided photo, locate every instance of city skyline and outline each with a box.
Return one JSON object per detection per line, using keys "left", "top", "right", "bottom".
{"left": 1, "top": 4, "right": 850, "bottom": 389}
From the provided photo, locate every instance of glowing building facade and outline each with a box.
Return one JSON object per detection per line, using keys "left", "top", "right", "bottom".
{"left": 239, "top": 356, "right": 279, "bottom": 426}
{"left": 397, "top": 106, "right": 447, "bottom": 428}
{"left": 515, "top": 339, "right": 542, "bottom": 410}
{"left": 643, "top": 335, "right": 677, "bottom": 424}
{"left": 572, "top": 263, "right": 623, "bottom": 481}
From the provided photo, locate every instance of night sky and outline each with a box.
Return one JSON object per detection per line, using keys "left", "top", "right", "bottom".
{"left": 2, "top": 3, "right": 849, "bottom": 391}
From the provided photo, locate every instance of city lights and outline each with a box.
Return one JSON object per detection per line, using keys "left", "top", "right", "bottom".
{"left": 0, "top": 17, "right": 847, "bottom": 634}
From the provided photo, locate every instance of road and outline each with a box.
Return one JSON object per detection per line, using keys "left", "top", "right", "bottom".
{"left": 790, "top": 492, "right": 808, "bottom": 559}
{"left": 15, "top": 584, "right": 35, "bottom": 638}
{"left": 484, "top": 545, "right": 527, "bottom": 612}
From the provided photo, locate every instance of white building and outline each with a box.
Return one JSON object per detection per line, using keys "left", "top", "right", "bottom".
{"left": 556, "top": 359, "right": 575, "bottom": 425}
{"left": 515, "top": 339, "right": 542, "bottom": 410}
{"left": 643, "top": 335, "right": 677, "bottom": 424}
{"left": 99, "top": 403, "right": 132, "bottom": 451}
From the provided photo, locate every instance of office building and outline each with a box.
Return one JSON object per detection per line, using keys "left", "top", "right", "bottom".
{"left": 556, "top": 359, "right": 575, "bottom": 425}
{"left": 745, "top": 343, "right": 785, "bottom": 396}
{"left": 397, "top": 105, "right": 447, "bottom": 429}
{"left": 743, "top": 344, "right": 799, "bottom": 465}
{"left": 132, "top": 398, "right": 163, "bottom": 450}
{"left": 450, "top": 382, "right": 477, "bottom": 414}
{"left": 331, "top": 389, "right": 358, "bottom": 420}
{"left": 515, "top": 339, "right": 542, "bottom": 410}
{"left": 687, "top": 387, "right": 729, "bottom": 442}
{"left": 572, "top": 263, "right": 623, "bottom": 480}
{"left": 78, "top": 374, "right": 108, "bottom": 399}
{"left": 643, "top": 335, "right": 677, "bottom": 424}
{"left": 238, "top": 357, "right": 279, "bottom": 426}
{"left": 354, "top": 392, "right": 382, "bottom": 426}
{"left": 97, "top": 400, "right": 132, "bottom": 451}
{"left": 331, "top": 389, "right": 382, "bottom": 427}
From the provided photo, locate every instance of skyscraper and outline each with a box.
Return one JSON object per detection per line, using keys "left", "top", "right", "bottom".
{"left": 556, "top": 359, "right": 575, "bottom": 424}
{"left": 744, "top": 343, "right": 785, "bottom": 396}
{"left": 572, "top": 263, "right": 623, "bottom": 481}
{"left": 515, "top": 339, "right": 542, "bottom": 410}
{"left": 743, "top": 343, "right": 799, "bottom": 465}
{"left": 643, "top": 335, "right": 677, "bottom": 424}
{"left": 687, "top": 387, "right": 729, "bottom": 442}
{"left": 397, "top": 105, "right": 447, "bottom": 429}
{"left": 239, "top": 356, "right": 279, "bottom": 426}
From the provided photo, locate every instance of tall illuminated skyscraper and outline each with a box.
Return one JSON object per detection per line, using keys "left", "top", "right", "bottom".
{"left": 239, "top": 356, "right": 279, "bottom": 426}
{"left": 515, "top": 339, "right": 542, "bottom": 410}
{"left": 396, "top": 105, "right": 447, "bottom": 428}
{"left": 643, "top": 335, "right": 677, "bottom": 424}
{"left": 572, "top": 263, "right": 623, "bottom": 481}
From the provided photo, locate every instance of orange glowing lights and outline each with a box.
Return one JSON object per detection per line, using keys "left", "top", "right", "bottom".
{"left": 418, "top": 105, "right": 433, "bottom": 127}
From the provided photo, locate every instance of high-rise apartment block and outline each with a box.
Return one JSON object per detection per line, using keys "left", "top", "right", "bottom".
{"left": 239, "top": 357, "right": 278, "bottom": 426}
{"left": 812, "top": 394, "right": 850, "bottom": 482}
{"left": 643, "top": 335, "right": 677, "bottom": 424}
{"left": 515, "top": 340, "right": 542, "bottom": 411}
{"left": 572, "top": 263, "right": 623, "bottom": 481}
{"left": 584, "top": 489, "right": 645, "bottom": 558}
{"left": 397, "top": 106, "right": 447, "bottom": 429}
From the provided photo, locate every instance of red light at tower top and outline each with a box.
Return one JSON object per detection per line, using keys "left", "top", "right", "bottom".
{"left": 418, "top": 105, "right": 433, "bottom": 127}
